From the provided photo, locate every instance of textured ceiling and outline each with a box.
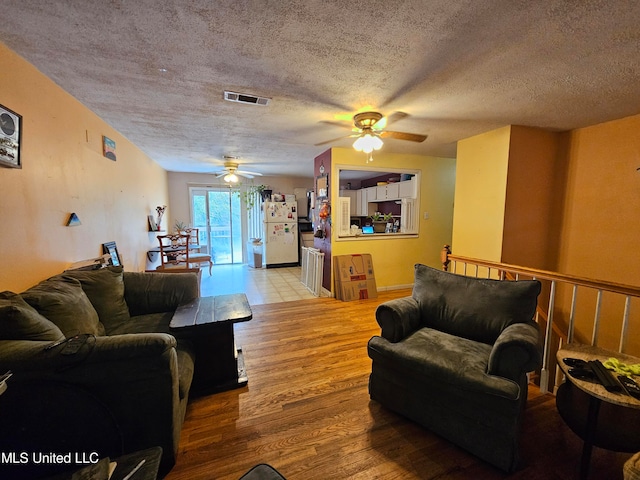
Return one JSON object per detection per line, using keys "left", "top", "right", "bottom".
{"left": 2, "top": 1, "right": 639, "bottom": 177}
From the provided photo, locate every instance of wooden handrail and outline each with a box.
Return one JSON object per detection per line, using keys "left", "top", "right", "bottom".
{"left": 442, "top": 246, "right": 640, "bottom": 298}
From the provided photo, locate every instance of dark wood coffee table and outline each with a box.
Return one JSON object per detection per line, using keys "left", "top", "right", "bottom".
{"left": 170, "top": 293, "right": 252, "bottom": 392}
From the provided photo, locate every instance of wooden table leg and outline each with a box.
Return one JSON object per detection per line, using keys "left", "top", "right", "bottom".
{"left": 580, "top": 395, "right": 601, "bottom": 480}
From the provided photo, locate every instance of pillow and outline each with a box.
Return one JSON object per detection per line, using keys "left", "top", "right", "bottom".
{"left": 412, "top": 264, "right": 541, "bottom": 344}
{"left": 0, "top": 291, "right": 65, "bottom": 341}
{"left": 61, "top": 266, "right": 131, "bottom": 333}
{"left": 22, "top": 277, "right": 104, "bottom": 337}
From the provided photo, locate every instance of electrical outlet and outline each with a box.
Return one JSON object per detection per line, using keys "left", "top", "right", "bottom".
{"left": 423, "top": 212, "right": 429, "bottom": 220}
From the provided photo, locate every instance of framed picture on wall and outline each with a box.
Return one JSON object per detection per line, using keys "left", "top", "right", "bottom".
{"left": 102, "top": 241, "right": 122, "bottom": 267}
{"left": 0, "top": 104, "right": 22, "bottom": 169}
{"left": 316, "top": 174, "right": 329, "bottom": 200}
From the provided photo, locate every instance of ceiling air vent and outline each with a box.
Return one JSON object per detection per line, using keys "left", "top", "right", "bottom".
{"left": 224, "top": 91, "right": 270, "bottom": 106}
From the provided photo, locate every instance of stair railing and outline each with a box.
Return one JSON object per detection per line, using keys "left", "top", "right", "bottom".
{"left": 440, "top": 245, "right": 640, "bottom": 394}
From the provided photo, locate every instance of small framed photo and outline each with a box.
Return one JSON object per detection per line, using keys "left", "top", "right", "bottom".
{"left": 0, "top": 104, "right": 22, "bottom": 169}
{"left": 316, "top": 174, "right": 328, "bottom": 200}
{"left": 102, "top": 241, "right": 122, "bottom": 267}
{"left": 102, "top": 135, "right": 117, "bottom": 161}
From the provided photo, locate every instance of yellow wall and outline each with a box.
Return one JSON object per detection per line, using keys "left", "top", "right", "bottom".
{"left": 0, "top": 43, "right": 169, "bottom": 292}
{"left": 330, "top": 147, "right": 456, "bottom": 289}
{"left": 452, "top": 126, "right": 511, "bottom": 262}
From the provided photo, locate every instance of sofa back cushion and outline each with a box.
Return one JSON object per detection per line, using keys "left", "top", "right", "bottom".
{"left": 61, "top": 267, "right": 131, "bottom": 333}
{"left": 22, "top": 277, "right": 104, "bottom": 336}
{"left": 0, "top": 291, "right": 65, "bottom": 341}
{"left": 412, "top": 264, "right": 541, "bottom": 344}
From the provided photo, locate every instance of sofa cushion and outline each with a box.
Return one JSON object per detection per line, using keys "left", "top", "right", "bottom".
{"left": 0, "top": 291, "right": 65, "bottom": 341}
{"left": 61, "top": 267, "right": 131, "bottom": 333}
{"left": 412, "top": 264, "right": 541, "bottom": 344}
{"left": 22, "top": 277, "right": 104, "bottom": 337}
{"left": 108, "top": 311, "right": 195, "bottom": 399}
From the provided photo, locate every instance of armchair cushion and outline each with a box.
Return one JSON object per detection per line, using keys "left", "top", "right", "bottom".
{"left": 61, "top": 266, "right": 131, "bottom": 332}
{"left": 0, "top": 292, "right": 64, "bottom": 341}
{"left": 369, "top": 328, "right": 520, "bottom": 400}
{"left": 412, "top": 264, "right": 541, "bottom": 345}
{"left": 22, "top": 277, "right": 104, "bottom": 337}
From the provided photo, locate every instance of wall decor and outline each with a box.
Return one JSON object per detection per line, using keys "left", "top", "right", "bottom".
{"left": 102, "top": 241, "right": 122, "bottom": 267}
{"left": 0, "top": 104, "right": 22, "bottom": 169}
{"left": 316, "top": 174, "right": 328, "bottom": 200}
{"left": 66, "top": 212, "right": 81, "bottom": 226}
{"left": 102, "top": 135, "right": 116, "bottom": 161}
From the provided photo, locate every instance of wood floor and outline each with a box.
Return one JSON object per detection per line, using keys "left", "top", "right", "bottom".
{"left": 166, "top": 290, "right": 631, "bottom": 480}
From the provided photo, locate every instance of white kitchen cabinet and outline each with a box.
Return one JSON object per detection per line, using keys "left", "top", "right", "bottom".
{"left": 357, "top": 188, "right": 377, "bottom": 217}
{"left": 366, "top": 186, "right": 378, "bottom": 202}
{"left": 399, "top": 177, "right": 417, "bottom": 198}
{"left": 340, "top": 190, "right": 357, "bottom": 216}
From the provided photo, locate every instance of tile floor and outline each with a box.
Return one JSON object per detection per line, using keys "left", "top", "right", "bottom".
{"left": 200, "top": 264, "right": 319, "bottom": 305}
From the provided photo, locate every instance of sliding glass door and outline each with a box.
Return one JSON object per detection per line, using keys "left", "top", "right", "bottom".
{"left": 190, "top": 187, "right": 243, "bottom": 264}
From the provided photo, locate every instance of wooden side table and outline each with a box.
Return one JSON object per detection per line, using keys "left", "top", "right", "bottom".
{"left": 557, "top": 344, "right": 640, "bottom": 479}
{"left": 171, "top": 294, "right": 252, "bottom": 392}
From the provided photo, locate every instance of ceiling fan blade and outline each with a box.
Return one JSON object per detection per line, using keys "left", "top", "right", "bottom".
{"left": 378, "top": 111, "right": 409, "bottom": 130}
{"left": 314, "top": 133, "right": 358, "bottom": 147}
{"left": 380, "top": 130, "right": 427, "bottom": 143}
{"left": 215, "top": 172, "right": 226, "bottom": 178}
{"left": 319, "top": 120, "right": 355, "bottom": 131}
{"left": 237, "top": 170, "right": 263, "bottom": 177}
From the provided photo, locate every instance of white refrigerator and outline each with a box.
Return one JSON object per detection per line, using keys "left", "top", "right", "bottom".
{"left": 263, "top": 200, "right": 298, "bottom": 267}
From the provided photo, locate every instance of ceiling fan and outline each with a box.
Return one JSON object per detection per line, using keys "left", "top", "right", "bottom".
{"left": 214, "top": 157, "right": 263, "bottom": 183}
{"left": 315, "top": 111, "right": 428, "bottom": 156}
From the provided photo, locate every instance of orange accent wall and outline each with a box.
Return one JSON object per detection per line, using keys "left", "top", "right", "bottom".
{"left": 502, "top": 125, "right": 568, "bottom": 270}
{"left": 558, "top": 114, "right": 640, "bottom": 285}
{"left": 0, "top": 43, "right": 169, "bottom": 292}
{"left": 555, "top": 114, "right": 640, "bottom": 351}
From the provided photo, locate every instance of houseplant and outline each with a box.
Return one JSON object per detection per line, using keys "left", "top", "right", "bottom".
{"left": 238, "top": 184, "right": 269, "bottom": 211}
{"left": 369, "top": 212, "right": 393, "bottom": 233}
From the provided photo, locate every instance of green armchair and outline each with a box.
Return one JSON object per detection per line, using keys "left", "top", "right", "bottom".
{"left": 368, "top": 264, "right": 542, "bottom": 472}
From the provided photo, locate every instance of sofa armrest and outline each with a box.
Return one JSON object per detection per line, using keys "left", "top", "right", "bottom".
{"left": 123, "top": 271, "right": 199, "bottom": 316}
{"left": 375, "top": 296, "right": 423, "bottom": 343}
{"left": 487, "top": 322, "right": 542, "bottom": 381}
{"left": 0, "top": 334, "right": 177, "bottom": 373}
{"left": 0, "top": 334, "right": 182, "bottom": 467}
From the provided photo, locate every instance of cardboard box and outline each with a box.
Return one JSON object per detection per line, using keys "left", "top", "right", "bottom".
{"left": 334, "top": 254, "right": 377, "bottom": 301}
{"left": 338, "top": 278, "right": 378, "bottom": 301}
{"left": 334, "top": 254, "right": 375, "bottom": 284}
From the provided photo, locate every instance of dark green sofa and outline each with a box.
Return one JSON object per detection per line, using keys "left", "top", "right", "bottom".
{"left": 368, "top": 264, "right": 542, "bottom": 472}
{"left": 0, "top": 267, "right": 199, "bottom": 477}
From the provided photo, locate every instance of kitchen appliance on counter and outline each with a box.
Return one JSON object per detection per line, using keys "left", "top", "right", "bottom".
{"left": 263, "top": 200, "right": 298, "bottom": 267}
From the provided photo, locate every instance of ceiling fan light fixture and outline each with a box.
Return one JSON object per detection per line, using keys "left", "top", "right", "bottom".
{"left": 353, "top": 133, "right": 383, "bottom": 154}
{"left": 224, "top": 172, "right": 239, "bottom": 183}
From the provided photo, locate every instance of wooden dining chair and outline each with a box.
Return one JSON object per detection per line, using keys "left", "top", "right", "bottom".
{"left": 180, "top": 228, "right": 213, "bottom": 275}
{"left": 156, "top": 234, "right": 191, "bottom": 271}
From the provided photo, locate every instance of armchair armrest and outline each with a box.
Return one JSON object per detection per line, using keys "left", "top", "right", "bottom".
{"left": 487, "top": 322, "right": 542, "bottom": 381}
{"left": 123, "top": 271, "right": 199, "bottom": 316}
{"left": 375, "top": 296, "right": 423, "bottom": 343}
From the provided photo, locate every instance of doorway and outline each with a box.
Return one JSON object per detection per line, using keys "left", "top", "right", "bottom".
{"left": 190, "top": 187, "right": 243, "bottom": 264}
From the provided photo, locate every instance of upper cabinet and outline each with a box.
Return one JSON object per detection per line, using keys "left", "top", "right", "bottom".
{"left": 376, "top": 182, "right": 400, "bottom": 201}
{"left": 398, "top": 177, "right": 417, "bottom": 198}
